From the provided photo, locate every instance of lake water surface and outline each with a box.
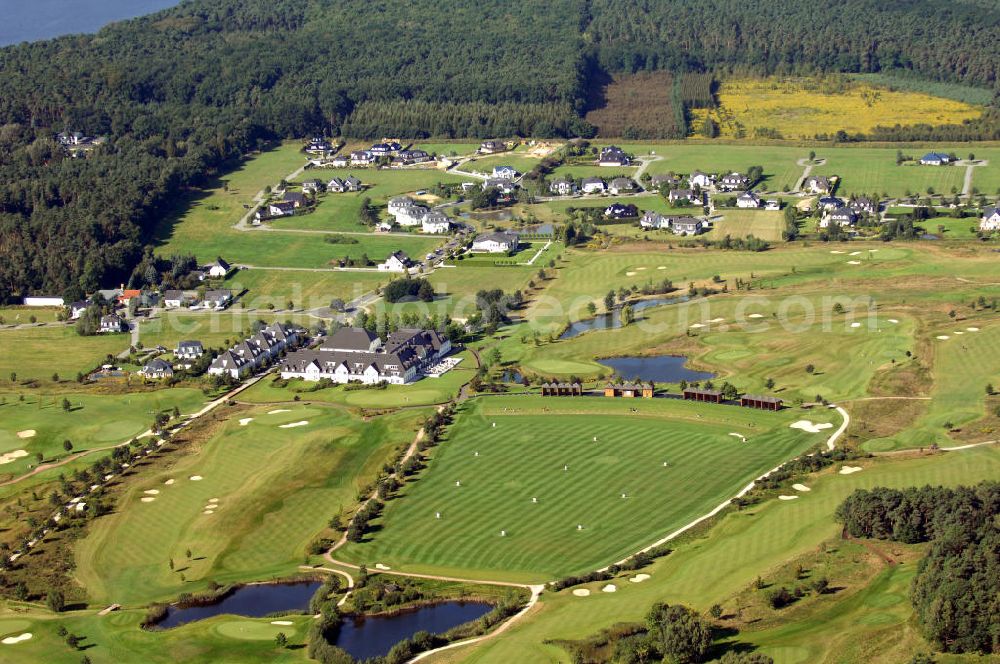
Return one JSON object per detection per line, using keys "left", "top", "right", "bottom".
{"left": 157, "top": 581, "right": 322, "bottom": 629}
{"left": 560, "top": 296, "right": 688, "bottom": 339}
{"left": 599, "top": 355, "right": 715, "bottom": 383}
{"left": 1, "top": 0, "right": 180, "bottom": 47}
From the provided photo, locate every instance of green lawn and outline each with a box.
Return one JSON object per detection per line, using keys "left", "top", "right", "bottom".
{"left": 0, "top": 326, "right": 126, "bottom": 381}
{"left": 0, "top": 307, "right": 63, "bottom": 324}
{"left": 619, "top": 143, "right": 805, "bottom": 191}
{"left": 811, "top": 149, "right": 966, "bottom": 197}
{"left": 707, "top": 209, "right": 787, "bottom": 242}
{"left": 440, "top": 445, "right": 1000, "bottom": 664}
{"left": 337, "top": 396, "right": 834, "bottom": 581}
{"left": 74, "top": 404, "right": 430, "bottom": 606}
{"left": 0, "top": 389, "right": 206, "bottom": 480}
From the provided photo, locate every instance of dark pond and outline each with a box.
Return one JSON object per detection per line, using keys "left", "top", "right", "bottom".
{"left": 157, "top": 581, "right": 322, "bottom": 629}
{"left": 334, "top": 601, "right": 494, "bottom": 660}
{"left": 599, "top": 355, "right": 715, "bottom": 383}
{"left": 559, "top": 296, "right": 687, "bottom": 340}
{"left": 502, "top": 370, "right": 524, "bottom": 384}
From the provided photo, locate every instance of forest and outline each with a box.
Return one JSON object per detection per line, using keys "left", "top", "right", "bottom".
{"left": 836, "top": 482, "right": 999, "bottom": 655}
{"left": 2, "top": 0, "right": 1000, "bottom": 297}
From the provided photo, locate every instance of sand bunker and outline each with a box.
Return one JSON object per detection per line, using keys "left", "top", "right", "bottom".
{"left": 209, "top": 498, "right": 219, "bottom": 503}
{"left": 689, "top": 323, "right": 705, "bottom": 329}
{"left": 239, "top": 418, "right": 254, "bottom": 426}
{"left": 629, "top": 574, "right": 650, "bottom": 583}
{"left": 936, "top": 335, "right": 950, "bottom": 340}
{"left": 954, "top": 331, "right": 964, "bottom": 335}
{"left": 204, "top": 504, "right": 217, "bottom": 511}
{"left": 375, "top": 563, "right": 391, "bottom": 571}
{"left": 1, "top": 633, "right": 32, "bottom": 645}
{"left": 144, "top": 489, "right": 160, "bottom": 495}
{"left": 840, "top": 466, "right": 863, "bottom": 475}
{"left": 189, "top": 475, "right": 203, "bottom": 481}
{"left": 728, "top": 433, "right": 747, "bottom": 442}
{"left": 625, "top": 271, "right": 636, "bottom": 276}
{"left": 747, "top": 313, "right": 765, "bottom": 319}
{"left": 849, "top": 251, "right": 862, "bottom": 256}
{"left": 16, "top": 430, "right": 35, "bottom": 439}
{"left": 850, "top": 322, "right": 861, "bottom": 328}
{"left": 887, "top": 319, "right": 899, "bottom": 324}
{"left": 636, "top": 267, "right": 647, "bottom": 271}
{"left": 572, "top": 589, "right": 590, "bottom": 597}
{"left": 202, "top": 510, "right": 214, "bottom": 515}
{"left": 846, "top": 260, "right": 861, "bottom": 265}
{"left": 967, "top": 327, "right": 979, "bottom": 332}
{"left": 708, "top": 317, "right": 726, "bottom": 323}
{"left": 657, "top": 266, "right": 666, "bottom": 270}
{"left": 830, "top": 250, "right": 845, "bottom": 254}
{"left": 279, "top": 421, "right": 309, "bottom": 429}
{"left": 270, "top": 620, "right": 294, "bottom": 626}
{"left": 778, "top": 495, "right": 799, "bottom": 501}
{"left": 141, "top": 497, "right": 156, "bottom": 503}
{"left": 793, "top": 484, "right": 811, "bottom": 492}
{"left": 790, "top": 421, "right": 834, "bottom": 434}
{"left": 0, "top": 450, "right": 29, "bottom": 465}
{"left": 164, "top": 479, "right": 175, "bottom": 485}
{"left": 268, "top": 409, "right": 290, "bottom": 415}
{"left": 601, "top": 584, "right": 617, "bottom": 593}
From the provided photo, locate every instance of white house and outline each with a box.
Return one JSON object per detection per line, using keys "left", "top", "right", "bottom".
{"left": 492, "top": 165, "right": 517, "bottom": 180}
{"left": 550, "top": 179, "right": 577, "bottom": 196}
{"left": 479, "top": 140, "right": 507, "bottom": 154}
{"left": 980, "top": 207, "right": 1000, "bottom": 231}
{"left": 69, "top": 300, "right": 90, "bottom": 319}
{"left": 581, "top": 177, "right": 606, "bottom": 194}
{"left": 669, "top": 189, "right": 700, "bottom": 205}
{"left": 392, "top": 202, "right": 430, "bottom": 227}
{"left": 162, "top": 290, "right": 196, "bottom": 308}
{"left": 608, "top": 177, "right": 635, "bottom": 195}
{"left": 640, "top": 211, "right": 669, "bottom": 230}
{"left": 919, "top": 152, "right": 953, "bottom": 166}
{"left": 99, "top": 314, "right": 128, "bottom": 334}
{"left": 379, "top": 251, "right": 414, "bottom": 272}
{"left": 820, "top": 207, "right": 858, "bottom": 228}
{"left": 203, "top": 290, "right": 232, "bottom": 310}
{"left": 421, "top": 212, "right": 451, "bottom": 234}
{"left": 351, "top": 150, "right": 376, "bottom": 166}
{"left": 672, "top": 218, "right": 705, "bottom": 236}
{"left": 802, "top": 175, "right": 832, "bottom": 194}
{"left": 208, "top": 350, "right": 251, "bottom": 379}
{"left": 141, "top": 358, "right": 174, "bottom": 380}
{"left": 206, "top": 258, "right": 230, "bottom": 278}
{"left": 471, "top": 232, "right": 519, "bottom": 253}
{"left": 736, "top": 191, "right": 763, "bottom": 209}
{"left": 174, "top": 340, "right": 204, "bottom": 369}
{"left": 718, "top": 172, "right": 750, "bottom": 192}
{"left": 688, "top": 171, "right": 716, "bottom": 189}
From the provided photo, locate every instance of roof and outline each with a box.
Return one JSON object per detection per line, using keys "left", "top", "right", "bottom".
{"left": 324, "top": 327, "right": 379, "bottom": 352}
{"left": 741, "top": 394, "right": 782, "bottom": 404}
{"left": 474, "top": 231, "right": 519, "bottom": 244}
{"left": 212, "top": 258, "right": 231, "bottom": 269}
{"left": 683, "top": 387, "right": 722, "bottom": 397}
{"left": 204, "top": 289, "right": 232, "bottom": 301}
{"left": 922, "top": 152, "right": 950, "bottom": 160}
{"left": 582, "top": 176, "right": 604, "bottom": 185}
{"left": 144, "top": 358, "right": 173, "bottom": 372}
{"left": 177, "top": 340, "right": 203, "bottom": 349}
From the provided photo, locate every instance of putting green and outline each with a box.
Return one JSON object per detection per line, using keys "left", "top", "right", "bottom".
{"left": 214, "top": 620, "right": 288, "bottom": 641}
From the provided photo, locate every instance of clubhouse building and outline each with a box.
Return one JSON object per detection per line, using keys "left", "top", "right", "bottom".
{"left": 279, "top": 327, "right": 452, "bottom": 384}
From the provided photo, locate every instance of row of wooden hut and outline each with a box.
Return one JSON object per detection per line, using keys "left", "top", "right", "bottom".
{"left": 682, "top": 388, "right": 783, "bottom": 411}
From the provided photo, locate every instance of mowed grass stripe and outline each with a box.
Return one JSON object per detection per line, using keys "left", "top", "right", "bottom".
{"left": 338, "top": 398, "right": 826, "bottom": 580}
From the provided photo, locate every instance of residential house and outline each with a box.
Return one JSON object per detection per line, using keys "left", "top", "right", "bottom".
{"left": 208, "top": 322, "right": 301, "bottom": 379}
{"left": 206, "top": 258, "right": 231, "bottom": 278}
{"left": 803, "top": 175, "right": 832, "bottom": 194}
{"left": 283, "top": 192, "right": 307, "bottom": 209}
{"left": 581, "top": 177, "right": 606, "bottom": 194}
{"left": 394, "top": 149, "right": 431, "bottom": 164}
{"left": 330, "top": 155, "right": 350, "bottom": 168}
{"left": 162, "top": 290, "right": 196, "bottom": 308}
{"left": 370, "top": 142, "right": 402, "bottom": 156}
{"left": 821, "top": 207, "right": 858, "bottom": 228}
{"left": 265, "top": 201, "right": 296, "bottom": 218}
{"left": 718, "top": 172, "right": 750, "bottom": 192}
{"left": 598, "top": 146, "right": 631, "bottom": 167}
{"left": 471, "top": 232, "right": 519, "bottom": 253}
{"left": 99, "top": 314, "right": 128, "bottom": 334}
{"left": 736, "top": 191, "right": 763, "bottom": 209}
{"left": 327, "top": 176, "right": 361, "bottom": 193}
{"left": 640, "top": 211, "right": 669, "bottom": 230}
{"left": 117, "top": 289, "right": 142, "bottom": 306}
{"left": 672, "top": 217, "right": 705, "bottom": 236}
{"left": 208, "top": 350, "right": 251, "bottom": 379}
{"left": 482, "top": 178, "right": 516, "bottom": 195}
{"left": 818, "top": 196, "right": 844, "bottom": 210}
{"left": 421, "top": 211, "right": 451, "bottom": 234}
{"left": 69, "top": 300, "right": 91, "bottom": 320}
{"left": 549, "top": 179, "right": 577, "bottom": 196}
{"left": 669, "top": 189, "right": 701, "bottom": 205}
{"left": 849, "top": 196, "right": 879, "bottom": 217}
{"left": 378, "top": 251, "right": 414, "bottom": 272}
{"left": 688, "top": 171, "right": 716, "bottom": 189}
{"left": 765, "top": 199, "right": 781, "bottom": 211}
{"left": 979, "top": 207, "right": 1000, "bottom": 231}
{"left": 302, "top": 179, "right": 324, "bottom": 194}
{"left": 306, "top": 137, "right": 332, "bottom": 154}
{"left": 280, "top": 327, "right": 451, "bottom": 385}
{"left": 919, "top": 152, "right": 953, "bottom": 166}
{"left": 492, "top": 165, "right": 517, "bottom": 180}
{"left": 650, "top": 174, "right": 680, "bottom": 190}
{"left": 203, "top": 289, "right": 233, "bottom": 310}
{"left": 351, "top": 150, "right": 376, "bottom": 166}
{"left": 174, "top": 340, "right": 205, "bottom": 364}
{"left": 608, "top": 177, "right": 635, "bottom": 195}
{"left": 479, "top": 140, "right": 507, "bottom": 154}
{"left": 141, "top": 358, "right": 174, "bottom": 380}
{"left": 604, "top": 202, "right": 638, "bottom": 220}
{"left": 391, "top": 200, "right": 430, "bottom": 227}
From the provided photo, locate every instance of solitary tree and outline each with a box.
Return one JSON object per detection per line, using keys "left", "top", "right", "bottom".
{"left": 46, "top": 589, "right": 66, "bottom": 613}
{"left": 62, "top": 398, "right": 71, "bottom": 411}
{"left": 275, "top": 632, "right": 288, "bottom": 648}
{"left": 63, "top": 440, "right": 73, "bottom": 452}
{"left": 646, "top": 602, "right": 711, "bottom": 664}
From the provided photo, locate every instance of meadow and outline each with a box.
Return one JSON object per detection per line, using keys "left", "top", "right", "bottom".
{"left": 692, "top": 76, "right": 983, "bottom": 140}
{"left": 0, "top": 307, "right": 62, "bottom": 324}
{"left": 337, "top": 396, "right": 834, "bottom": 581}
{"left": 706, "top": 209, "right": 786, "bottom": 242}
{"left": 0, "top": 389, "right": 206, "bottom": 480}
{"left": 75, "top": 404, "right": 431, "bottom": 606}
{"left": 0, "top": 326, "right": 125, "bottom": 380}
{"left": 430, "top": 445, "right": 1000, "bottom": 664}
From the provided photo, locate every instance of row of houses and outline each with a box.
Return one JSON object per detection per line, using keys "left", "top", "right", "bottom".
{"left": 387, "top": 197, "right": 453, "bottom": 234}
{"left": 208, "top": 322, "right": 302, "bottom": 379}
{"left": 162, "top": 289, "right": 233, "bottom": 310}
{"left": 549, "top": 176, "right": 636, "bottom": 196}
{"left": 300, "top": 176, "right": 363, "bottom": 195}
{"left": 279, "top": 327, "right": 452, "bottom": 384}
{"left": 640, "top": 211, "right": 706, "bottom": 235}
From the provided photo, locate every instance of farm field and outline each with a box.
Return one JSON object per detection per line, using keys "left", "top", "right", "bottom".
{"left": 337, "top": 396, "right": 835, "bottom": 581}
{"left": 691, "top": 76, "right": 983, "bottom": 140}
{"left": 0, "top": 326, "right": 125, "bottom": 380}
{"left": 0, "top": 389, "right": 206, "bottom": 480}
{"left": 432, "top": 445, "right": 1000, "bottom": 664}
{"left": 74, "top": 404, "right": 430, "bottom": 606}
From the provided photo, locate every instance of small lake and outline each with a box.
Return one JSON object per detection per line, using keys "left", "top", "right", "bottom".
{"left": 560, "top": 296, "right": 687, "bottom": 340}
{"left": 599, "top": 356, "right": 715, "bottom": 383}
{"left": 334, "top": 601, "right": 494, "bottom": 660}
{"left": 157, "top": 581, "right": 322, "bottom": 629}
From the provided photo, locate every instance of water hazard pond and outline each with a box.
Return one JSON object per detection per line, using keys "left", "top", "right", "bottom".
{"left": 560, "top": 296, "right": 687, "bottom": 340}
{"left": 599, "top": 355, "right": 715, "bottom": 383}
{"left": 155, "top": 580, "right": 493, "bottom": 659}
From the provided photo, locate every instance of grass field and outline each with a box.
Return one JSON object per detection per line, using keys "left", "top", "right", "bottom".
{"left": 0, "top": 389, "right": 206, "bottom": 480}
{"left": 75, "top": 404, "right": 430, "bottom": 606}
{"left": 811, "top": 150, "right": 967, "bottom": 197}
{"left": 707, "top": 210, "right": 786, "bottom": 242}
{"left": 692, "top": 76, "right": 983, "bottom": 140}
{"left": 0, "top": 307, "right": 62, "bottom": 324}
{"left": 429, "top": 445, "right": 1000, "bottom": 664}
{"left": 337, "top": 396, "right": 835, "bottom": 581}
{"left": 0, "top": 326, "right": 125, "bottom": 380}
